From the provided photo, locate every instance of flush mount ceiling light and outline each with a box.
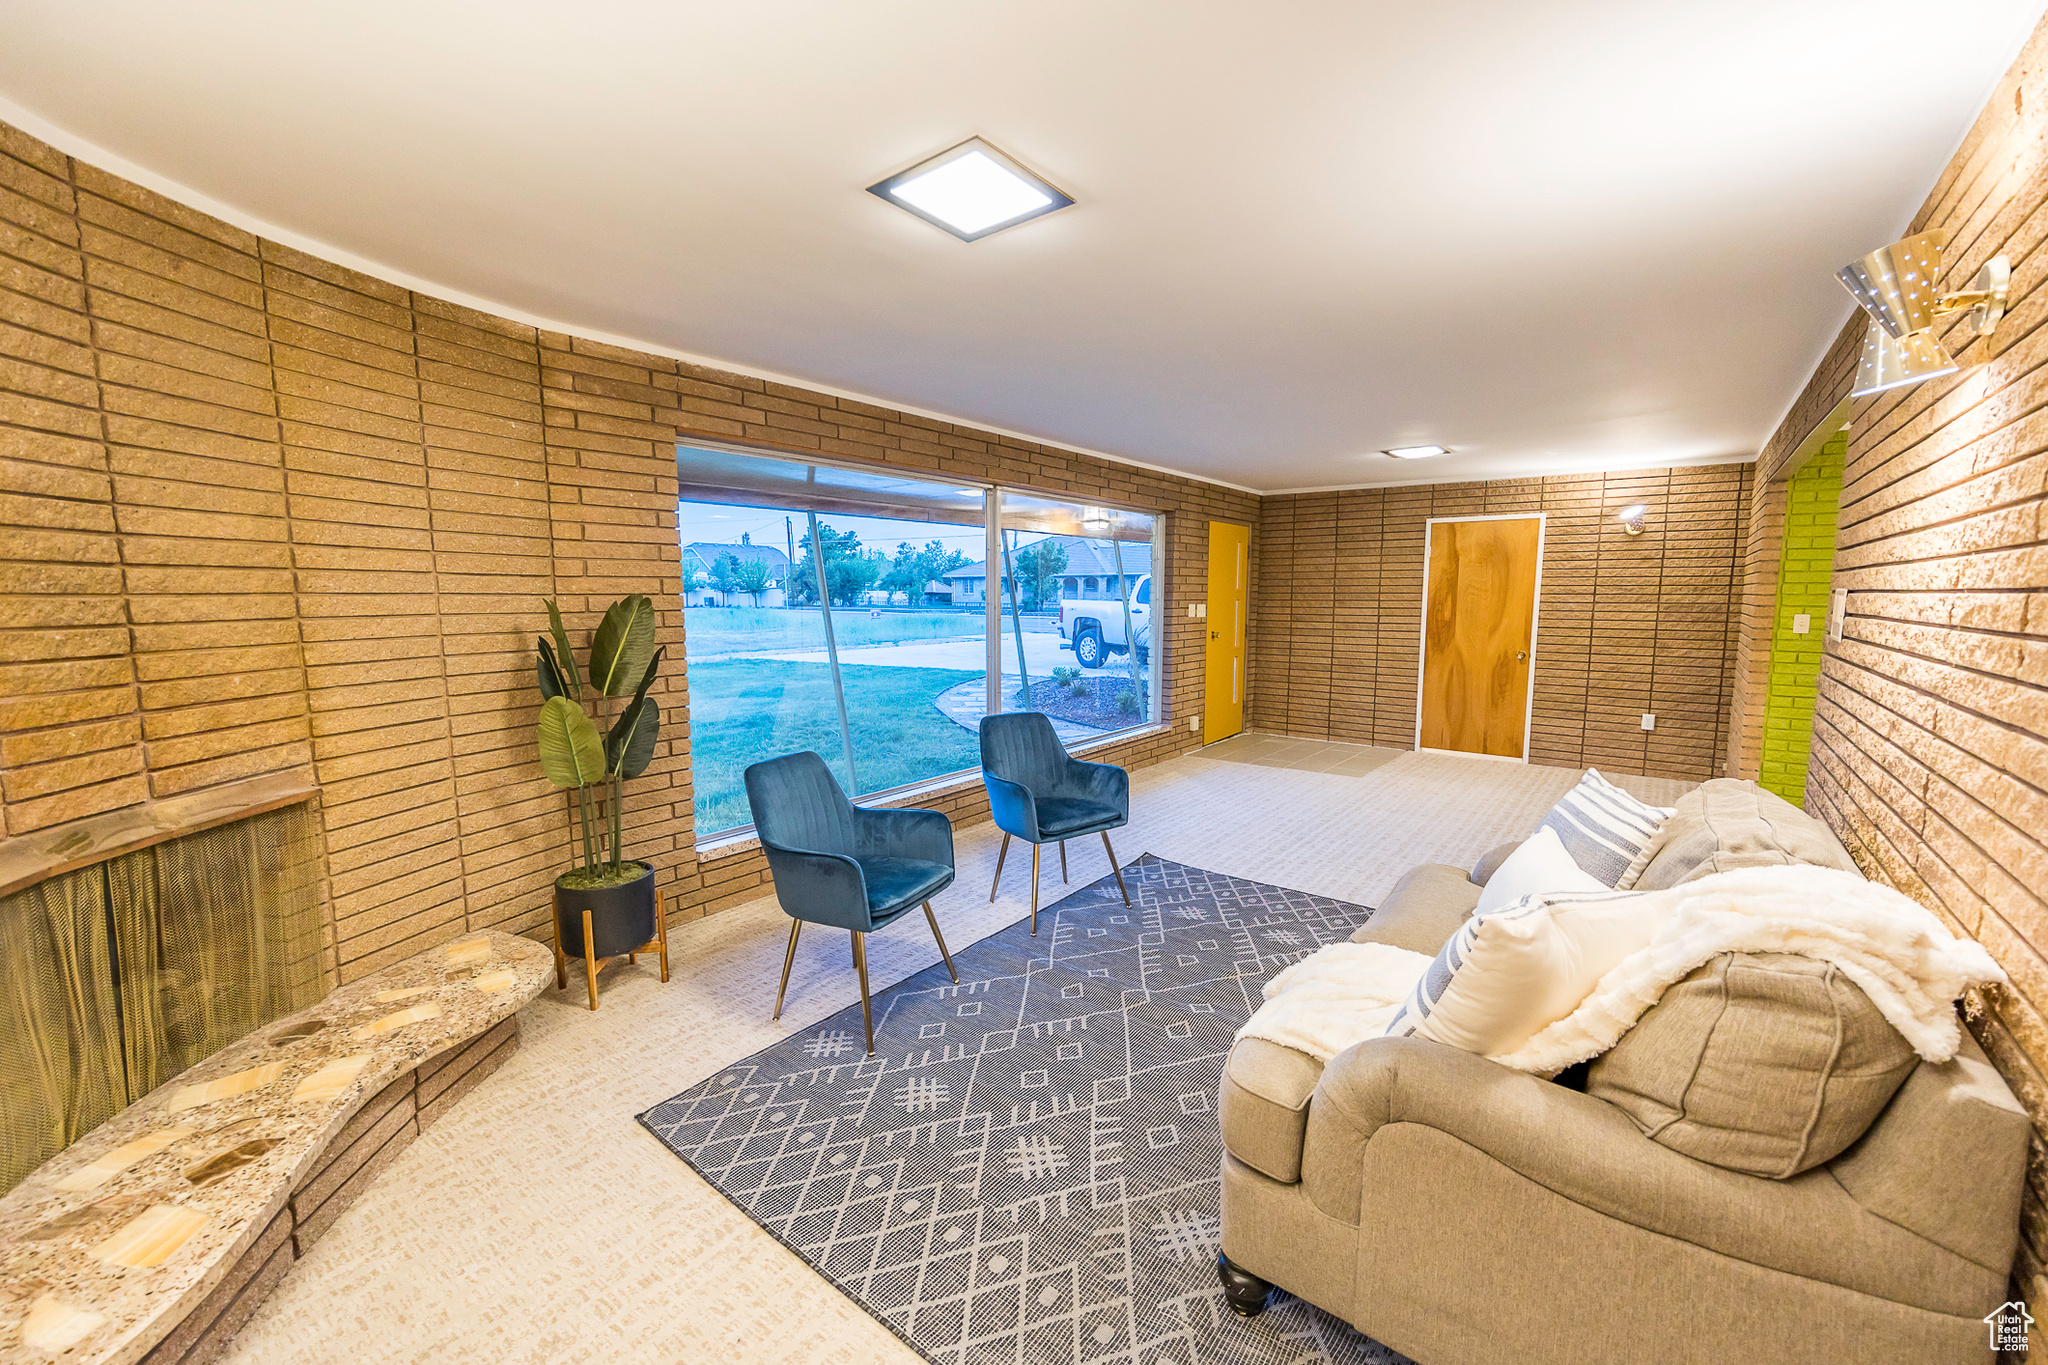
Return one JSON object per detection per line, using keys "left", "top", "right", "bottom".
{"left": 868, "top": 138, "right": 1074, "bottom": 242}
{"left": 1382, "top": 445, "right": 1449, "bottom": 460}
{"left": 1837, "top": 230, "right": 2008, "bottom": 397}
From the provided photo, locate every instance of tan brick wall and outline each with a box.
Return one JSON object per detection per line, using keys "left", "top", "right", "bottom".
{"left": 1744, "top": 12, "right": 2048, "bottom": 1314}
{"left": 0, "top": 120, "right": 1257, "bottom": 979}
{"left": 1249, "top": 464, "right": 1752, "bottom": 781}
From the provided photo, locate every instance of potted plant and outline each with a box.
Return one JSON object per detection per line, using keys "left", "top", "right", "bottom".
{"left": 535, "top": 594, "right": 666, "bottom": 1004}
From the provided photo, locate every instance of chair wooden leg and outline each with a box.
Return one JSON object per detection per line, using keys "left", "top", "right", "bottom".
{"left": 1029, "top": 844, "right": 1042, "bottom": 936}
{"left": 924, "top": 901, "right": 957, "bottom": 982}
{"left": 990, "top": 832, "right": 1011, "bottom": 902}
{"left": 1059, "top": 839, "right": 1068, "bottom": 883}
{"left": 1103, "top": 831, "right": 1131, "bottom": 906}
{"left": 852, "top": 930, "right": 874, "bottom": 1055}
{"left": 772, "top": 919, "right": 803, "bottom": 1020}
{"left": 582, "top": 909, "right": 601, "bottom": 1010}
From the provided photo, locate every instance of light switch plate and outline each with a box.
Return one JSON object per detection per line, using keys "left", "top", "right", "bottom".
{"left": 1641, "top": 713, "right": 1656, "bottom": 731}
{"left": 1188, "top": 715, "right": 1200, "bottom": 733}
{"left": 1196, "top": 603, "right": 1207, "bottom": 619}
{"left": 1827, "top": 588, "right": 1848, "bottom": 642}
{"left": 1792, "top": 613, "right": 1811, "bottom": 635}
{"left": 1187, "top": 603, "right": 1198, "bottom": 618}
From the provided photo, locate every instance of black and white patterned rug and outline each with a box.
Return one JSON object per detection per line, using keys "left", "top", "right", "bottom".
{"left": 638, "top": 856, "right": 1413, "bottom": 1365}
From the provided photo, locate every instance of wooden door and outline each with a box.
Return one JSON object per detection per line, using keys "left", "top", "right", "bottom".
{"left": 1204, "top": 521, "right": 1249, "bottom": 743}
{"left": 1418, "top": 517, "right": 1543, "bottom": 758}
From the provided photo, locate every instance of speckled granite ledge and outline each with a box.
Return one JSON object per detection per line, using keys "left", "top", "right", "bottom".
{"left": 0, "top": 930, "right": 552, "bottom": 1365}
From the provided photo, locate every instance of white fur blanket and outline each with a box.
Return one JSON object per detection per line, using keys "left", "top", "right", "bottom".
{"left": 1238, "top": 865, "right": 2005, "bottom": 1073}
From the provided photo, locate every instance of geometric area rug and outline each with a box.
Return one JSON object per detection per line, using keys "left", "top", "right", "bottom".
{"left": 637, "top": 856, "right": 1414, "bottom": 1365}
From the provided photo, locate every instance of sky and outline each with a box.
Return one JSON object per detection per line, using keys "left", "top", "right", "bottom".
{"left": 678, "top": 501, "right": 1049, "bottom": 568}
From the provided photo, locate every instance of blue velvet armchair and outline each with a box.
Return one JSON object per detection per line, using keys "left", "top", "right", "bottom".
{"left": 743, "top": 750, "right": 958, "bottom": 1055}
{"left": 979, "top": 712, "right": 1132, "bottom": 934}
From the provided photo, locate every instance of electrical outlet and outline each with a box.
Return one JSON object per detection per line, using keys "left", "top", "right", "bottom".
{"left": 1189, "top": 715, "right": 1201, "bottom": 733}
{"left": 1791, "top": 613, "right": 1811, "bottom": 635}
{"left": 1641, "top": 713, "right": 1656, "bottom": 731}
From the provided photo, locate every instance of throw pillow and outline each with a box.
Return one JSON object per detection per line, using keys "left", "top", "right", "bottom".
{"left": 1538, "top": 769, "right": 1675, "bottom": 889}
{"left": 1586, "top": 952, "right": 1917, "bottom": 1177}
{"left": 1474, "top": 827, "right": 1607, "bottom": 915}
{"left": 1384, "top": 885, "right": 1664, "bottom": 1058}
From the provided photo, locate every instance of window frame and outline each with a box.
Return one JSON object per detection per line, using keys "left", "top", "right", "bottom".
{"left": 675, "top": 432, "right": 1168, "bottom": 845}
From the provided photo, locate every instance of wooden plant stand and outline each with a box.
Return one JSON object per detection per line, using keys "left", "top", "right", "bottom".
{"left": 553, "top": 884, "right": 670, "bottom": 1009}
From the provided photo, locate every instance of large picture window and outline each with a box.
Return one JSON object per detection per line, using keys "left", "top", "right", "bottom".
{"left": 678, "top": 441, "right": 1162, "bottom": 838}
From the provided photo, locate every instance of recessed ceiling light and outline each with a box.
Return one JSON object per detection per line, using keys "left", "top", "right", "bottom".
{"left": 1382, "top": 445, "right": 1449, "bottom": 459}
{"left": 868, "top": 138, "right": 1073, "bottom": 242}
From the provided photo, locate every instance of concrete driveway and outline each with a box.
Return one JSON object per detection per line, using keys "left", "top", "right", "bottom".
{"left": 726, "top": 635, "right": 1136, "bottom": 679}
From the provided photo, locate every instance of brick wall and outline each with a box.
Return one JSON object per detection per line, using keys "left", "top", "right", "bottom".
{"left": 1757, "top": 433, "right": 1844, "bottom": 804}
{"left": 1250, "top": 465, "right": 1752, "bottom": 782}
{"left": 1746, "top": 11, "right": 2048, "bottom": 1322}
{"left": 0, "top": 119, "right": 1256, "bottom": 980}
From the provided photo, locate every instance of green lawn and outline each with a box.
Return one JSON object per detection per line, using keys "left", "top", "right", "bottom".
{"left": 684, "top": 608, "right": 994, "bottom": 656}
{"left": 686, "top": 658, "right": 984, "bottom": 834}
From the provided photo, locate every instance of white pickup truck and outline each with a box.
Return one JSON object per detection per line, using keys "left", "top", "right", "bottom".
{"left": 1058, "top": 575, "right": 1151, "bottom": 668}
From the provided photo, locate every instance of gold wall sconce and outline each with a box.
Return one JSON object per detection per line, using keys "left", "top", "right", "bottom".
{"left": 1837, "top": 230, "right": 2008, "bottom": 396}
{"left": 1618, "top": 504, "right": 1647, "bottom": 535}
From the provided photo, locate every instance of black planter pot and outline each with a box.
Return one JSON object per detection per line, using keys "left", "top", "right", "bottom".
{"left": 554, "top": 862, "right": 657, "bottom": 962}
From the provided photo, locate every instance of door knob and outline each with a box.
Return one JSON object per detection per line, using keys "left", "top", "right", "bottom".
{"left": 1516, "top": 651, "right": 1528, "bottom": 661}
{"left": 1210, "top": 630, "right": 1219, "bottom": 640}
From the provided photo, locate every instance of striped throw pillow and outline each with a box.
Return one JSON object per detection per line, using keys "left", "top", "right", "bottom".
{"left": 1383, "top": 886, "right": 1659, "bottom": 1054}
{"left": 1538, "top": 769, "right": 1674, "bottom": 890}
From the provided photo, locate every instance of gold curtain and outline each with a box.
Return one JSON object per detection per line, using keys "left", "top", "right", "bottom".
{"left": 0, "top": 864, "right": 127, "bottom": 1194}
{"left": 107, "top": 803, "right": 326, "bottom": 1098}
{"left": 1, "top": 803, "right": 327, "bottom": 1194}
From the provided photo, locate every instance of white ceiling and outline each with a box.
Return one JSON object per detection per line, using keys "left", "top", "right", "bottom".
{"left": 0, "top": 1, "right": 2039, "bottom": 492}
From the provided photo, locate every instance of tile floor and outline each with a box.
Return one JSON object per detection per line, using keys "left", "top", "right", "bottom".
{"left": 1200, "top": 730, "right": 1405, "bottom": 777}
{"left": 222, "top": 746, "right": 1696, "bottom": 1365}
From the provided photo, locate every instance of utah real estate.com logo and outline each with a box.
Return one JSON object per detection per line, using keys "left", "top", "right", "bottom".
{"left": 1988, "top": 1301, "right": 2035, "bottom": 1352}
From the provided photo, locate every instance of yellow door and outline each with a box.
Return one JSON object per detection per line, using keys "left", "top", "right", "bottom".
{"left": 1419, "top": 516, "right": 1542, "bottom": 758}
{"left": 1204, "top": 521, "right": 1249, "bottom": 743}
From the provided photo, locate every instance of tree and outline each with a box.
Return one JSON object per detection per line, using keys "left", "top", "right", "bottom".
{"left": 882, "top": 542, "right": 924, "bottom": 604}
{"left": 881, "top": 539, "right": 971, "bottom": 605}
{"left": 709, "top": 552, "right": 741, "bottom": 604}
{"left": 791, "top": 523, "right": 882, "bottom": 606}
{"left": 1014, "top": 538, "right": 1069, "bottom": 611}
{"left": 733, "top": 556, "right": 772, "bottom": 606}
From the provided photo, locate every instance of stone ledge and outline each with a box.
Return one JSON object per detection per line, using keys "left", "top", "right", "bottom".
{"left": 0, "top": 930, "right": 550, "bottom": 1365}
{"left": 0, "top": 771, "right": 319, "bottom": 899}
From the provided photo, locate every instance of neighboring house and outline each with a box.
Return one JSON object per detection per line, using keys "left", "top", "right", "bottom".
{"left": 684, "top": 539, "right": 791, "bottom": 607}
{"left": 944, "top": 536, "right": 1151, "bottom": 606}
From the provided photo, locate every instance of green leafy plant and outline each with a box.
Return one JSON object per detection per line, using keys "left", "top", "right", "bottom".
{"left": 1050, "top": 666, "right": 1088, "bottom": 696}
{"left": 1116, "top": 689, "right": 1139, "bottom": 716}
{"left": 732, "top": 555, "right": 773, "bottom": 605}
{"left": 535, "top": 595, "right": 665, "bottom": 888}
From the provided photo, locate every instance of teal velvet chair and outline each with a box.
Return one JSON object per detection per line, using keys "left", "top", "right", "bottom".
{"left": 979, "top": 712, "right": 1131, "bottom": 935}
{"left": 743, "top": 750, "right": 957, "bottom": 1055}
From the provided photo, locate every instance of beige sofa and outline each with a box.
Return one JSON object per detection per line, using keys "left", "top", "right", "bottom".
{"left": 1217, "top": 779, "right": 2026, "bottom": 1364}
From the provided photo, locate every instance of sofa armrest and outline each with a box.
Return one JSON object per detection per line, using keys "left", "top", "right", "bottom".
{"left": 1348, "top": 864, "right": 1478, "bottom": 954}
{"left": 1469, "top": 840, "right": 1523, "bottom": 886}
{"left": 1299, "top": 1037, "right": 2007, "bottom": 1312}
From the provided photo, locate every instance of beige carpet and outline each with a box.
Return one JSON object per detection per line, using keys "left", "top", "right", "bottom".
{"left": 223, "top": 750, "right": 1692, "bottom": 1365}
